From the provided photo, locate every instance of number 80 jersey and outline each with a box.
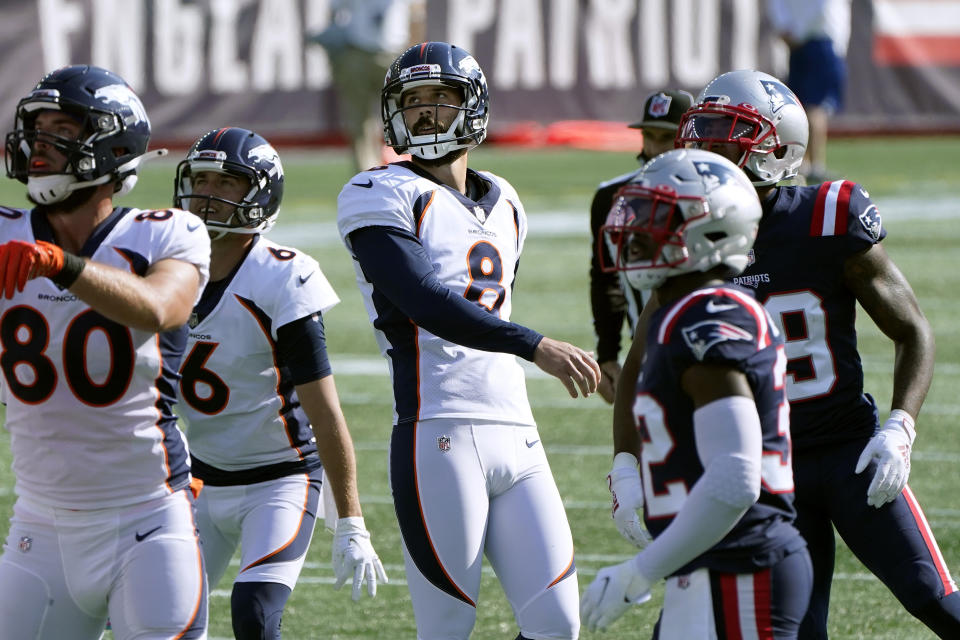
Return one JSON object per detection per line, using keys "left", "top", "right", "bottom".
{"left": 337, "top": 162, "right": 535, "bottom": 426}
{"left": 0, "top": 206, "right": 211, "bottom": 510}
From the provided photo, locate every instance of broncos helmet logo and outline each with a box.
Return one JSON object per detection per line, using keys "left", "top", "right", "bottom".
{"left": 93, "top": 83, "right": 149, "bottom": 126}
{"left": 681, "top": 319, "right": 753, "bottom": 361}
{"left": 247, "top": 143, "right": 284, "bottom": 178}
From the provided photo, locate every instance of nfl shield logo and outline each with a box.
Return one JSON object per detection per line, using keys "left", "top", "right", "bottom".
{"left": 746, "top": 249, "right": 756, "bottom": 267}
{"left": 437, "top": 435, "right": 451, "bottom": 452}
{"left": 18, "top": 536, "right": 31, "bottom": 553}
{"left": 677, "top": 574, "right": 691, "bottom": 589}
{"left": 188, "top": 312, "right": 199, "bottom": 329}
{"left": 648, "top": 93, "right": 672, "bottom": 117}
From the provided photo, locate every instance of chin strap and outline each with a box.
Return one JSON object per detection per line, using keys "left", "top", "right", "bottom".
{"left": 28, "top": 148, "right": 170, "bottom": 204}
{"left": 115, "top": 149, "right": 168, "bottom": 197}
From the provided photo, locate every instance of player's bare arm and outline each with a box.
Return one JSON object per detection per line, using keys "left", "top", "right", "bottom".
{"left": 844, "top": 243, "right": 935, "bottom": 418}
{"left": 612, "top": 290, "right": 659, "bottom": 457}
{"left": 69, "top": 257, "right": 201, "bottom": 332}
{"left": 532, "top": 336, "right": 600, "bottom": 398}
{"left": 298, "top": 375, "right": 362, "bottom": 519}
{"left": 681, "top": 362, "right": 755, "bottom": 408}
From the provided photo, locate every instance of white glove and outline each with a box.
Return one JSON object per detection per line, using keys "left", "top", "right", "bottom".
{"left": 855, "top": 410, "right": 916, "bottom": 508}
{"left": 332, "top": 516, "right": 388, "bottom": 601}
{"left": 607, "top": 452, "right": 652, "bottom": 548}
{"left": 580, "top": 557, "right": 653, "bottom": 632}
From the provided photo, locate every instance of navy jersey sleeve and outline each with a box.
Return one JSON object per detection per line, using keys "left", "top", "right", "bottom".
{"left": 348, "top": 225, "right": 544, "bottom": 361}
{"left": 844, "top": 181, "right": 886, "bottom": 250}
{"left": 277, "top": 313, "right": 332, "bottom": 385}
{"left": 660, "top": 295, "right": 767, "bottom": 372}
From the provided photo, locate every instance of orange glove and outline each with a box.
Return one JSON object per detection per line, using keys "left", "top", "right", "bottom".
{"left": 0, "top": 240, "right": 65, "bottom": 299}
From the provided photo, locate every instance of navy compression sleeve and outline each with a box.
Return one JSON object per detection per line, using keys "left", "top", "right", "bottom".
{"left": 276, "top": 313, "right": 332, "bottom": 384}
{"left": 348, "top": 225, "right": 544, "bottom": 361}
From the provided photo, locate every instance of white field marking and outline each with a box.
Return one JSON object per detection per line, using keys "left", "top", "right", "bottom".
{"left": 346, "top": 441, "right": 960, "bottom": 462}
{"left": 330, "top": 354, "right": 960, "bottom": 380}
{"left": 273, "top": 197, "right": 960, "bottom": 247}
{"left": 207, "top": 568, "right": 943, "bottom": 600}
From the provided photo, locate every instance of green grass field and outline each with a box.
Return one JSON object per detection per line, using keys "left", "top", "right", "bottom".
{"left": 0, "top": 137, "right": 958, "bottom": 639}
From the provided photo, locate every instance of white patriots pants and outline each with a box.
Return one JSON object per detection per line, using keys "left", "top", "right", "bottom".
{"left": 390, "top": 419, "right": 579, "bottom": 640}
{"left": 0, "top": 490, "right": 207, "bottom": 640}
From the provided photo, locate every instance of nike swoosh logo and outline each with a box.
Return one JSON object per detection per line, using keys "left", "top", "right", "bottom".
{"left": 525, "top": 439, "right": 540, "bottom": 448}
{"left": 135, "top": 525, "right": 162, "bottom": 542}
{"left": 298, "top": 272, "right": 314, "bottom": 285}
{"left": 187, "top": 221, "right": 202, "bottom": 232}
{"left": 351, "top": 179, "right": 373, "bottom": 188}
{"left": 705, "top": 300, "right": 738, "bottom": 313}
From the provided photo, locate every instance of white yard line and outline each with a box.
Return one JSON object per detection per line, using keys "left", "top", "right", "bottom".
{"left": 273, "top": 197, "right": 960, "bottom": 247}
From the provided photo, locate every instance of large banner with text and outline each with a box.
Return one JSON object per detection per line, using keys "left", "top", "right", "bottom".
{"left": 1, "top": 0, "right": 958, "bottom": 146}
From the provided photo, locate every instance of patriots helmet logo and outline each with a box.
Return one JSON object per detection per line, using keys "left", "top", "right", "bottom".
{"left": 761, "top": 80, "right": 788, "bottom": 114}
{"left": 694, "top": 160, "right": 745, "bottom": 193}
{"left": 681, "top": 320, "right": 753, "bottom": 361}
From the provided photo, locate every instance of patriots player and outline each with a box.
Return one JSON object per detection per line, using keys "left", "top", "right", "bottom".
{"left": 582, "top": 148, "right": 812, "bottom": 637}
{"left": 174, "top": 127, "right": 385, "bottom": 639}
{"left": 0, "top": 66, "right": 209, "bottom": 638}
{"left": 663, "top": 70, "right": 960, "bottom": 638}
{"left": 337, "top": 42, "right": 600, "bottom": 640}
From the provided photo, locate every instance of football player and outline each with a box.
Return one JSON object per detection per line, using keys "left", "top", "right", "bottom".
{"left": 582, "top": 148, "right": 812, "bottom": 637}
{"left": 173, "top": 127, "right": 386, "bottom": 639}
{"left": 0, "top": 65, "right": 209, "bottom": 638}
{"left": 337, "top": 41, "right": 600, "bottom": 639}
{"left": 589, "top": 88, "right": 694, "bottom": 404}
{"left": 613, "top": 69, "right": 960, "bottom": 639}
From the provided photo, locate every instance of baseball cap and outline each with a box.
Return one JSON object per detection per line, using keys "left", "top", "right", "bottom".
{"left": 628, "top": 89, "right": 695, "bottom": 131}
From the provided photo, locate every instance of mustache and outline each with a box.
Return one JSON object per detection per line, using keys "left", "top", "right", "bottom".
{"left": 412, "top": 115, "right": 440, "bottom": 133}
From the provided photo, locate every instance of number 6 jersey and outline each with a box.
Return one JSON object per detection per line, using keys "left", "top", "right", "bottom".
{"left": 337, "top": 162, "right": 536, "bottom": 427}
{"left": 0, "top": 206, "right": 210, "bottom": 510}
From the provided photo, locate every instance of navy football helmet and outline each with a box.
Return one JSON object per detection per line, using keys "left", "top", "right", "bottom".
{"left": 676, "top": 70, "right": 808, "bottom": 186}
{"left": 599, "top": 148, "right": 761, "bottom": 290}
{"left": 4, "top": 65, "right": 155, "bottom": 204}
{"left": 174, "top": 127, "right": 284, "bottom": 238}
{"left": 382, "top": 41, "right": 489, "bottom": 160}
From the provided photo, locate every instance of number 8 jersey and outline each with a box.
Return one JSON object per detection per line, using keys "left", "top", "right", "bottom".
{"left": 0, "top": 206, "right": 210, "bottom": 510}
{"left": 337, "top": 162, "right": 535, "bottom": 426}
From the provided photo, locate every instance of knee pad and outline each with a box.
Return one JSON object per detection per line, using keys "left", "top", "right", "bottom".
{"left": 515, "top": 579, "right": 579, "bottom": 640}
{"left": 231, "top": 581, "right": 291, "bottom": 640}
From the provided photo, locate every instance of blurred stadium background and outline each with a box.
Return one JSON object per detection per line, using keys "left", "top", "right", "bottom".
{"left": 0, "top": 1, "right": 958, "bottom": 638}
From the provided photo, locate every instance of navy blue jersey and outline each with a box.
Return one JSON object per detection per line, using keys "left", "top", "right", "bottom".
{"left": 734, "top": 180, "right": 885, "bottom": 451}
{"left": 638, "top": 285, "right": 802, "bottom": 574}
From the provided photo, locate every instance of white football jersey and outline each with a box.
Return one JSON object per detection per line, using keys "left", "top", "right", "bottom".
{"left": 337, "top": 162, "right": 535, "bottom": 426}
{"left": 178, "top": 237, "right": 339, "bottom": 471}
{"left": 0, "top": 205, "right": 210, "bottom": 510}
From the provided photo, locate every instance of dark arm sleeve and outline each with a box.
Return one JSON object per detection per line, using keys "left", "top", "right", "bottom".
{"left": 276, "top": 313, "right": 332, "bottom": 385}
{"left": 590, "top": 183, "right": 628, "bottom": 363}
{"left": 348, "top": 225, "right": 544, "bottom": 361}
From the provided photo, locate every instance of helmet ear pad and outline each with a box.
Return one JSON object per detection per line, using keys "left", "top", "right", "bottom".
{"left": 381, "top": 42, "right": 489, "bottom": 160}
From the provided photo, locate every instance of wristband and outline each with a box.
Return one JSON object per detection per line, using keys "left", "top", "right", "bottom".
{"left": 50, "top": 251, "right": 85, "bottom": 288}
{"left": 886, "top": 409, "right": 917, "bottom": 445}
